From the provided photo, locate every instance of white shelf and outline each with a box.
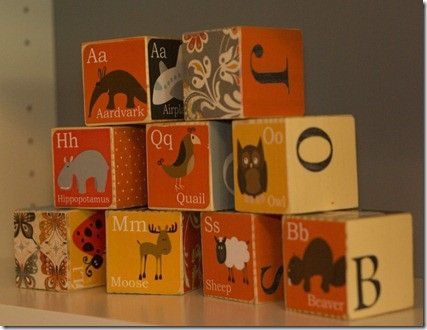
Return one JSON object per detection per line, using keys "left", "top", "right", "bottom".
{"left": 0, "top": 257, "right": 423, "bottom": 326}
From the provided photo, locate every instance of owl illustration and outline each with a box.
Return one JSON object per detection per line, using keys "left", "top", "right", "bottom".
{"left": 237, "top": 139, "right": 268, "bottom": 197}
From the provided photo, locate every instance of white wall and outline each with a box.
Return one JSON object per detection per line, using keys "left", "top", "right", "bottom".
{"left": 0, "top": 0, "right": 56, "bottom": 258}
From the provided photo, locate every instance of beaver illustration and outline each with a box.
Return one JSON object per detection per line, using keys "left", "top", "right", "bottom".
{"left": 287, "top": 237, "right": 345, "bottom": 293}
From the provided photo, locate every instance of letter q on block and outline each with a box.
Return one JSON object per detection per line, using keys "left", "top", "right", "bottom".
{"left": 282, "top": 210, "right": 413, "bottom": 319}
{"left": 232, "top": 115, "right": 359, "bottom": 214}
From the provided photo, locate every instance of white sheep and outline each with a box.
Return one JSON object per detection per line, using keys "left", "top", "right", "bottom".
{"left": 214, "top": 236, "right": 250, "bottom": 284}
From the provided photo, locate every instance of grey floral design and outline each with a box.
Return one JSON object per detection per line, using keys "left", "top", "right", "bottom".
{"left": 184, "top": 28, "right": 242, "bottom": 119}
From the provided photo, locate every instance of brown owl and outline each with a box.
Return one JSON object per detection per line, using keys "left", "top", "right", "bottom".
{"left": 237, "top": 138, "right": 267, "bottom": 197}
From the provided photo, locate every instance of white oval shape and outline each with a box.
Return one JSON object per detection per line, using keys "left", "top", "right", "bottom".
{"left": 298, "top": 136, "right": 332, "bottom": 163}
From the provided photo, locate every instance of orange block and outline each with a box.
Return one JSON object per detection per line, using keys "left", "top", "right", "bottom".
{"left": 182, "top": 26, "right": 304, "bottom": 120}
{"left": 82, "top": 36, "right": 183, "bottom": 125}
{"left": 146, "top": 121, "right": 233, "bottom": 211}
{"left": 51, "top": 127, "right": 147, "bottom": 209}
{"left": 283, "top": 210, "right": 414, "bottom": 319}
{"left": 201, "top": 212, "right": 283, "bottom": 304}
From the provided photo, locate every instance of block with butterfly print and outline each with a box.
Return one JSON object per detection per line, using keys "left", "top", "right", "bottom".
{"left": 232, "top": 115, "right": 359, "bottom": 214}
{"left": 182, "top": 26, "right": 305, "bottom": 120}
{"left": 14, "top": 209, "right": 106, "bottom": 291}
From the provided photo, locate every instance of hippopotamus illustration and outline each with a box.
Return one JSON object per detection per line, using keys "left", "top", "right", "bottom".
{"left": 88, "top": 66, "right": 147, "bottom": 117}
{"left": 58, "top": 150, "right": 109, "bottom": 194}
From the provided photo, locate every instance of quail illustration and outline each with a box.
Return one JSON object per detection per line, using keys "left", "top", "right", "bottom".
{"left": 158, "top": 127, "right": 201, "bottom": 190}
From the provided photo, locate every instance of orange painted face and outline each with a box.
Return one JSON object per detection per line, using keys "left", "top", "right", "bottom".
{"left": 82, "top": 37, "right": 148, "bottom": 125}
{"left": 52, "top": 128, "right": 113, "bottom": 208}
{"left": 241, "top": 27, "right": 305, "bottom": 118}
{"left": 146, "top": 124, "right": 210, "bottom": 210}
{"left": 283, "top": 218, "right": 347, "bottom": 317}
{"left": 201, "top": 212, "right": 254, "bottom": 302}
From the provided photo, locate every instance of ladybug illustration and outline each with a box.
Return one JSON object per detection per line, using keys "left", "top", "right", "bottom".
{"left": 72, "top": 211, "right": 105, "bottom": 277}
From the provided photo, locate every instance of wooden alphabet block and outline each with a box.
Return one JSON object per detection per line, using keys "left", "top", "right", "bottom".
{"left": 52, "top": 127, "right": 147, "bottom": 209}
{"left": 105, "top": 210, "right": 201, "bottom": 294}
{"left": 233, "top": 115, "right": 358, "bottom": 214}
{"left": 146, "top": 121, "right": 233, "bottom": 211}
{"left": 182, "top": 26, "right": 304, "bottom": 120}
{"left": 283, "top": 210, "right": 413, "bottom": 319}
{"left": 82, "top": 36, "right": 183, "bottom": 125}
{"left": 13, "top": 209, "right": 106, "bottom": 291}
{"left": 201, "top": 211, "right": 283, "bottom": 303}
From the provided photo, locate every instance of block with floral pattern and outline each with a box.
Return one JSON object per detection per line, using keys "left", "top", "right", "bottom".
{"left": 182, "top": 26, "right": 305, "bottom": 120}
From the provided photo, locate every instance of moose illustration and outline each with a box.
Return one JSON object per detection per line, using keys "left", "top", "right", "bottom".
{"left": 88, "top": 66, "right": 147, "bottom": 117}
{"left": 215, "top": 236, "right": 250, "bottom": 284}
{"left": 137, "top": 222, "right": 178, "bottom": 281}
{"left": 57, "top": 150, "right": 109, "bottom": 194}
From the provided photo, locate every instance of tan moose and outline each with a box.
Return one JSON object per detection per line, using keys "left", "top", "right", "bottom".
{"left": 137, "top": 222, "right": 178, "bottom": 281}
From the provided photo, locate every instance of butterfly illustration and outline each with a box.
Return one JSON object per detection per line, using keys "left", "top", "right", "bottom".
{"left": 14, "top": 212, "right": 35, "bottom": 239}
{"left": 40, "top": 252, "right": 68, "bottom": 291}
{"left": 15, "top": 251, "right": 38, "bottom": 289}
{"left": 40, "top": 212, "right": 67, "bottom": 243}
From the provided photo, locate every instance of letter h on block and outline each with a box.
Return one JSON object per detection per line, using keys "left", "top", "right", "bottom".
{"left": 282, "top": 210, "right": 414, "bottom": 319}
{"left": 201, "top": 212, "right": 283, "bottom": 304}
{"left": 51, "top": 127, "right": 147, "bottom": 209}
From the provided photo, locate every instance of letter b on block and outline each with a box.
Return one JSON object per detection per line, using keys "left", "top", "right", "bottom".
{"left": 283, "top": 211, "right": 414, "bottom": 319}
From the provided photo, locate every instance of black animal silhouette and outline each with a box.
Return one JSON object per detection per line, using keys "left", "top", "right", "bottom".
{"left": 237, "top": 138, "right": 267, "bottom": 197}
{"left": 89, "top": 66, "right": 147, "bottom": 117}
{"left": 287, "top": 237, "right": 345, "bottom": 293}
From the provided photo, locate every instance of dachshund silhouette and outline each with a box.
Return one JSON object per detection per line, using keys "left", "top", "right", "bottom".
{"left": 287, "top": 237, "right": 345, "bottom": 293}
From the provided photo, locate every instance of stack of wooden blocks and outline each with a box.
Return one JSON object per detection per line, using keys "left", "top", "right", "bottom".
{"left": 13, "top": 26, "right": 413, "bottom": 320}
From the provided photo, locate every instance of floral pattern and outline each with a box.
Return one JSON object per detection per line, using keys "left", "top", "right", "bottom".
{"left": 40, "top": 212, "right": 67, "bottom": 243}
{"left": 183, "top": 32, "right": 208, "bottom": 53}
{"left": 184, "top": 28, "right": 241, "bottom": 119}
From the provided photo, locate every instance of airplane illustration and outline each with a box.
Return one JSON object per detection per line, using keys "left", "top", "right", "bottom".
{"left": 152, "top": 44, "right": 183, "bottom": 105}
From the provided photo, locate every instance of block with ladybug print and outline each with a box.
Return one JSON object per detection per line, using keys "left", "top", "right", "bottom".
{"left": 13, "top": 208, "right": 106, "bottom": 291}
{"left": 182, "top": 26, "right": 304, "bottom": 120}
{"left": 82, "top": 36, "right": 184, "bottom": 125}
{"left": 51, "top": 126, "right": 147, "bottom": 209}
{"left": 200, "top": 211, "right": 283, "bottom": 304}
{"left": 105, "top": 209, "right": 201, "bottom": 295}
{"left": 282, "top": 210, "right": 413, "bottom": 319}
{"left": 146, "top": 121, "right": 234, "bottom": 211}
{"left": 232, "top": 115, "right": 358, "bottom": 214}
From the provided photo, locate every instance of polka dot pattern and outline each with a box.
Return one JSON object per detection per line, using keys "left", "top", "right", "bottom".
{"left": 113, "top": 127, "right": 147, "bottom": 208}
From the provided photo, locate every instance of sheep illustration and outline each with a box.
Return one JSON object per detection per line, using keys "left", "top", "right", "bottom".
{"left": 214, "top": 236, "right": 250, "bottom": 284}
